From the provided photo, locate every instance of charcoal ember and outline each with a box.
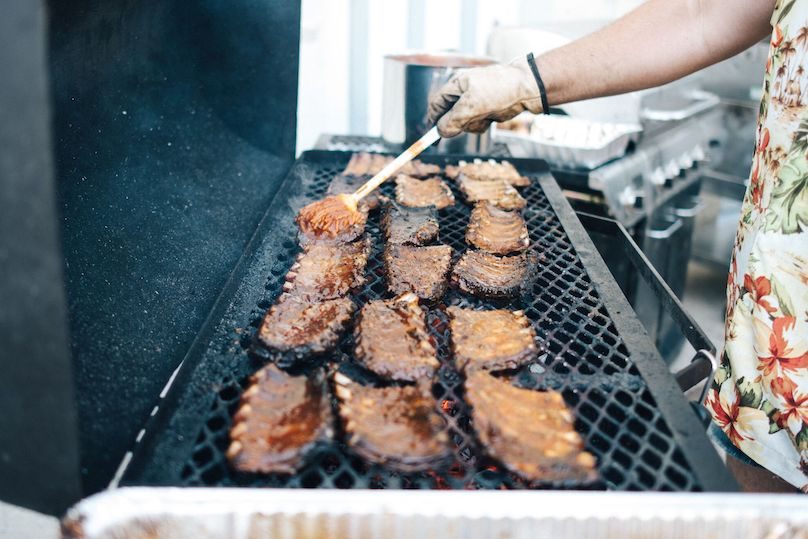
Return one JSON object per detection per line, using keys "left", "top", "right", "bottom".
{"left": 451, "top": 250, "right": 538, "bottom": 298}
{"left": 253, "top": 294, "right": 355, "bottom": 361}
{"left": 464, "top": 370, "right": 598, "bottom": 482}
{"left": 445, "top": 158, "right": 530, "bottom": 187}
{"left": 282, "top": 238, "right": 370, "bottom": 301}
{"left": 466, "top": 202, "right": 529, "bottom": 255}
{"left": 327, "top": 174, "right": 386, "bottom": 211}
{"left": 395, "top": 175, "right": 455, "bottom": 210}
{"left": 384, "top": 244, "right": 453, "bottom": 302}
{"left": 381, "top": 203, "right": 439, "bottom": 246}
{"left": 334, "top": 372, "right": 451, "bottom": 471}
{"left": 447, "top": 307, "right": 538, "bottom": 372}
{"left": 354, "top": 293, "right": 439, "bottom": 381}
{"left": 456, "top": 176, "right": 526, "bottom": 211}
{"left": 227, "top": 365, "right": 332, "bottom": 474}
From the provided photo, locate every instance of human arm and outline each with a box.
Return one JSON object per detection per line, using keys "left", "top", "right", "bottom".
{"left": 428, "top": 0, "right": 776, "bottom": 137}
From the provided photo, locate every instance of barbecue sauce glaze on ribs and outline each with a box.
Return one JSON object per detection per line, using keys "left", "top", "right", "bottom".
{"left": 448, "top": 307, "right": 538, "bottom": 372}
{"left": 465, "top": 371, "right": 598, "bottom": 483}
{"left": 227, "top": 365, "right": 332, "bottom": 474}
{"left": 354, "top": 293, "right": 439, "bottom": 381}
{"left": 327, "top": 174, "right": 385, "bottom": 211}
{"left": 384, "top": 244, "right": 453, "bottom": 302}
{"left": 296, "top": 195, "right": 368, "bottom": 243}
{"left": 466, "top": 202, "right": 530, "bottom": 255}
{"left": 254, "top": 294, "right": 356, "bottom": 360}
{"left": 343, "top": 152, "right": 441, "bottom": 178}
{"left": 334, "top": 372, "right": 451, "bottom": 471}
{"left": 395, "top": 175, "right": 456, "bottom": 209}
{"left": 445, "top": 159, "right": 531, "bottom": 187}
{"left": 282, "top": 238, "right": 370, "bottom": 302}
{"left": 456, "top": 176, "right": 526, "bottom": 211}
{"left": 381, "top": 203, "right": 439, "bottom": 246}
{"left": 451, "top": 250, "right": 538, "bottom": 298}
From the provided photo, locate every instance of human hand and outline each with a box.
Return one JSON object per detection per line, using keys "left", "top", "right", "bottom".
{"left": 427, "top": 56, "right": 542, "bottom": 138}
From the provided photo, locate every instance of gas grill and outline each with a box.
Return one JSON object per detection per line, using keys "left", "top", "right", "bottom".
{"left": 115, "top": 151, "right": 732, "bottom": 494}
{"left": 4, "top": 0, "right": 763, "bottom": 533}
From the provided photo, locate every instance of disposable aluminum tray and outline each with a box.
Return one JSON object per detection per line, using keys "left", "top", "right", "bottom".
{"left": 62, "top": 488, "right": 808, "bottom": 539}
{"left": 116, "top": 150, "right": 734, "bottom": 493}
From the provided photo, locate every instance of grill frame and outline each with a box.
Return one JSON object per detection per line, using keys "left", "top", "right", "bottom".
{"left": 119, "top": 150, "right": 735, "bottom": 492}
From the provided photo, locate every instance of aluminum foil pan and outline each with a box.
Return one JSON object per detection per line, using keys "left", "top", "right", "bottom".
{"left": 494, "top": 115, "right": 642, "bottom": 169}
{"left": 62, "top": 488, "right": 808, "bottom": 539}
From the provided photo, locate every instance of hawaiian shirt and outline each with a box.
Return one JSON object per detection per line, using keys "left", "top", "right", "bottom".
{"left": 707, "top": 0, "right": 808, "bottom": 491}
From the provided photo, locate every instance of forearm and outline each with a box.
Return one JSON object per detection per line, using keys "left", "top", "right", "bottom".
{"left": 538, "top": 0, "right": 775, "bottom": 106}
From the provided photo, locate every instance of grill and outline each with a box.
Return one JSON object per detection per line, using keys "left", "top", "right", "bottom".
{"left": 120, "top": 150, "right": 732, "bottom": 492}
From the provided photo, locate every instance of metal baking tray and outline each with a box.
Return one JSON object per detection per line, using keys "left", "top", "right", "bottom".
{"left": 106, "top": 151, "right": 732, "bottom": 496}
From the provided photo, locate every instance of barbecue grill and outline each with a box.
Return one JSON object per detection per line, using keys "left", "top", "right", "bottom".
{"left": 1, "top": 0, "right": 748, "bottom": 529}
{"left": 112, "top": 150, "right": 732, "bottom": 495}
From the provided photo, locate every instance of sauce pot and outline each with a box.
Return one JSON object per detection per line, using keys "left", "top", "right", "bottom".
{"left": 382, "top": 52, "right": 495, "bottom": 154}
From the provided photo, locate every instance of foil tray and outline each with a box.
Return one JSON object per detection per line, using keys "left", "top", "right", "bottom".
{"left": 62, "top": 488, "right": 808, "bottom": 539}
{"left": 494, "top": 116, "right": 642, "bottom": 170}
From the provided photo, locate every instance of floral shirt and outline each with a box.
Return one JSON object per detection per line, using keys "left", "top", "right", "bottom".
{"left": 707, "top": 0, "right": 808, "bottom": 491}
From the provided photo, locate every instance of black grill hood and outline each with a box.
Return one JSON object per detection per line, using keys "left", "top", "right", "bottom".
{"left": 1, "top": 0, "right": 300, "bottom": 512}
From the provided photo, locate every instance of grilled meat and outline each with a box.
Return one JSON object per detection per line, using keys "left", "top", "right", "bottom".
{"left": 354, "top": 293, "right": 439, "bottom": 381}
{"left": 343, "top": 152, "right": 441, "bottom": 177}
{"left": 381, "top": 203, "right": 439, "bottom": 246}
{"left": 227, "top": 365, "right": 332, "bottom": 474}
{"left": 466, "top": 203, "right": 529, "bottom": 255}
{"left": 384, "top": 244, "right": 453, "bottom": 302}
{"left": 296, "top": 196, "right": 367, "bottom": 244}
{"left": 395, "top": 175, "right": 455, "bottom": 210}
{"left": 447, "top": 307, "right": 537, "bottom": 372}
{"left": 334, "top": 372, "right": 451, "bottom": 471}
{"left": 456, "top": 176, "right": 526, "bottom": 211}
{"left": 445, "top": 159, "right": 530, "bottom": 187}
{"left": 283, "top": 238, "right": 370, "bottom": 301}
{"left": 465, "top": 371, "right": 598, "bottom": 483}
{"left": 451, "top": 250, "right": 538, "bottom": 298}
{"left": 327, "top": 174, "right": 385, "bottom": 211}
{"left": 254, "top": 294, "right": 355, "bottom": 360}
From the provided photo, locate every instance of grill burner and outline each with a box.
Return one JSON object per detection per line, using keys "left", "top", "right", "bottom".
{"left": 121, "top": 151, "right": 726, "bottom": 492}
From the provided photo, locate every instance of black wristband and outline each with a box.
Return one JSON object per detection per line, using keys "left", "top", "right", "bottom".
{"left": 526, "top": 52, "right": 550, "bottom": 115}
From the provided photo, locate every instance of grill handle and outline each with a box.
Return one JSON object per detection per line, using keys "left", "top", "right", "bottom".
{"left": 575, "top": 212, "right": 717, "bottom": 413}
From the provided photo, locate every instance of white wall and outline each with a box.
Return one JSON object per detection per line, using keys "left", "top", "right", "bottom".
{"left": 296, "top": 0, "right": 643, "bottom": 153}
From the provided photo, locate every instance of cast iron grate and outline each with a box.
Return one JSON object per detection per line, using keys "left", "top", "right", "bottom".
{"left": 160, "top": 152, "right": 700, "bottom": 492}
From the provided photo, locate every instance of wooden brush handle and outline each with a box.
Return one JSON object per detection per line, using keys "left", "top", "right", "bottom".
{"left": 352, "top": 127, "right": 440, "bottom": 203}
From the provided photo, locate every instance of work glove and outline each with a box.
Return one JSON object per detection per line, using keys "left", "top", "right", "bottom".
{"left": 427, "top": 55, "right": 543, "bottom": 138}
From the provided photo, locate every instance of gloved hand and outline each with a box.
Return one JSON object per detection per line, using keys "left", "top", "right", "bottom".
{"left": 427, "top": 55, "right": 543, "bottom": 138}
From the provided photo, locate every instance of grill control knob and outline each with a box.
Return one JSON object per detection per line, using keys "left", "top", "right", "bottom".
{"left": 619, "top": 186, "right": 637, "bottom": 208}
{"left": 691, "top": 145, "right": 706, "bottom": 162}
{"left": 649, "top": 167, "right": 666, "bottom": 186}
{"left": 664, "top": 160, "right": 680, "bottom": 180}
{"left": 678, "top": 153, "right": 694, "bottom": 170}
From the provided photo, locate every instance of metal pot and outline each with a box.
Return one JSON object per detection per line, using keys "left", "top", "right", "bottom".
{"left": 382, "top": 52, "right": 495, "bottom": 154}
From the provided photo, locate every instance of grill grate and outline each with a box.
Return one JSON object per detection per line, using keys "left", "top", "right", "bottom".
{"left": 129, "top": 152, "right": 706, "bottom": 492}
